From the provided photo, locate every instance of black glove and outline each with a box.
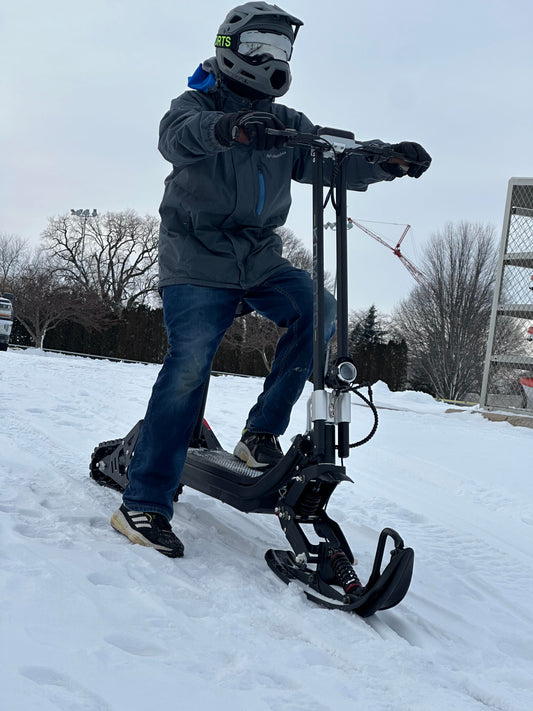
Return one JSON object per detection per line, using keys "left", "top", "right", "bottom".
{"left": 382, "top": 141, "right": 432, "bottom": 178}
{"left": 215, "top": 111, "right": 286, "bottom": 150}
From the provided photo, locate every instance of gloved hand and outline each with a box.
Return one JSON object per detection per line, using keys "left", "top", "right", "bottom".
{"left": 215, "top": 111, "right": 286, "bottom": 150}
{"left": 382, "top": 141, "right": 432, "bottom": 178}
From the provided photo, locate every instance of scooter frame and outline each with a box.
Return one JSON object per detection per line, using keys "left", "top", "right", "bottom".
{"left": 90, "top": 128, "right": 416, "bottom": 616}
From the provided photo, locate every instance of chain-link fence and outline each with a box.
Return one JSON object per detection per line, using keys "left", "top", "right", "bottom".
{"left": 480, "top": 179, "right": 533, "bottom": 411}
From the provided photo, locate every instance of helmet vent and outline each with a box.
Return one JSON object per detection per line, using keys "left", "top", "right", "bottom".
{"left": 270, "top": 69, "right": 286, "bottom": 90}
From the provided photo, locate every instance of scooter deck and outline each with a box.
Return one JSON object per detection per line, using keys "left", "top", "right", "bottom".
{"left": 90, "top": 419, "right": 310, "bottom": 514}
{"left": 181, "top": 435, "right": 309, "bottom": 514}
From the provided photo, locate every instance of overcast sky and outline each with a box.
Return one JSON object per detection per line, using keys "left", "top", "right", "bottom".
{"left": 2, "top": 0, "right": 533, "bottom": 312}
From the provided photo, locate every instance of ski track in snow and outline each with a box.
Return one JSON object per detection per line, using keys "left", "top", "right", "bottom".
{"left": 1, "top": 349, "right": 533, "bottom": 711}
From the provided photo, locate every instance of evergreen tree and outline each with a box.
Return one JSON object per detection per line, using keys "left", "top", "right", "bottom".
{"left": 349, "top": 305, "right": 387, "bottom": 348}
{"left": 349, "top": 306, "right": 407, "bottom": 391}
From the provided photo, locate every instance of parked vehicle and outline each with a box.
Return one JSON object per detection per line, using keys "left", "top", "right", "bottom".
{"left": 0, "top": 294, "right": 14, "bottom": 351}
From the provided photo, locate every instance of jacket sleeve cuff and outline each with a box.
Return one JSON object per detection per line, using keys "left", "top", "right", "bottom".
{"left": 204, "top": 112, "right": 231, "bottom": 153}
{"left": 373, "top": 162, "right": 397, "bottom": 181}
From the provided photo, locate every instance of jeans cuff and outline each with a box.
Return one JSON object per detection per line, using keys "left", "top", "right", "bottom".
{"left": 122, "top": 499, "right": 172, "bottom": 521}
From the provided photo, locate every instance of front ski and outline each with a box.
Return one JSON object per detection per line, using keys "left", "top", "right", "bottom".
{"left": 266, "top": 528, "right": 414, "bottom": 617}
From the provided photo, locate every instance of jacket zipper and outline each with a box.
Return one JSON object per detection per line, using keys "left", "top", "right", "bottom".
{"left": 256, "top": 167, "right": 265, "bottom": 216}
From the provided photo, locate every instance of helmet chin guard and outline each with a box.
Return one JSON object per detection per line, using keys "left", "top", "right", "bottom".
{"left": 215, "top": 2, "right": 303, "bottom": 98}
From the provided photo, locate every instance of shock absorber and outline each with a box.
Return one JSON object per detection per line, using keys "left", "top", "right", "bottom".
{"left": 329, "top": 548, "right": 362, "bottom": 595}
{"left": 295, "top": 482, "right": 322, "bottom": 520}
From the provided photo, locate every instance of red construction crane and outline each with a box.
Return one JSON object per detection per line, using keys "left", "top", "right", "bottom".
{"left": 347, "top": 218, "right": 426, "bottom": 286}
{"left": 323, "top": 218, "right": 426, "bottom": 285}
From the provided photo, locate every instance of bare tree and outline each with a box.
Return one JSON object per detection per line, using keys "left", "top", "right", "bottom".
{"left": 278, "top": 226, "right": 313, "bottom": 273}
{"left": 11, "top": 250, "right": 109, "bottom": 348}
{"left": 0, "top": 233, "right": 29, "bottom": 293}
{"left": 41, "top": 210, "right": 159, "bottom": 314}
{"left": 223, "top": 312, "right": 284, "bottom": 373}
{"left": 277, "top": 226, "right": 334, "bottom": 291}
{"left": 393, "top": 222, "right": 501, "bottom": 400}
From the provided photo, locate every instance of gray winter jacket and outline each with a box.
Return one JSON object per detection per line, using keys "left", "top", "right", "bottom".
{"left": 157, "top": 58, "right": 395, "bottom": 290}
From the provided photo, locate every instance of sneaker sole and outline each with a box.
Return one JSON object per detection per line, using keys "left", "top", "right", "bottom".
{"left": 233, "top": 441, "right": 270, "bottom": 469}
{"left": 110, "top": 509, "right": 183, "bottom": 558}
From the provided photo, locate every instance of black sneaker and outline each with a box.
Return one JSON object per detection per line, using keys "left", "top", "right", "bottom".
{"left": 110, "top": 504, "right": 184, "bottom": 558}
{"left": 233, "top": 430, "right": 284, "bottom": 469}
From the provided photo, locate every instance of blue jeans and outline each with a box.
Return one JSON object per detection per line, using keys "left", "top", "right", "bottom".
{"left": 123, "top": 266, "right": 336, "bottom": 519}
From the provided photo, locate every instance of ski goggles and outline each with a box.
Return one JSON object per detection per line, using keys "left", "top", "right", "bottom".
{"left": 237, "top": 30, "right": 293, "bottom": 63}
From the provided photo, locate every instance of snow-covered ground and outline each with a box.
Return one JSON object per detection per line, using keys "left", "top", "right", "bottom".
{"left": 1, "top": 348, "right": 532, "bottom": 711}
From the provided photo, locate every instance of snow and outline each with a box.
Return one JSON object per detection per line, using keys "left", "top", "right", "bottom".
{"left": 1, "top": 348, "right": 532, "bottom": 711}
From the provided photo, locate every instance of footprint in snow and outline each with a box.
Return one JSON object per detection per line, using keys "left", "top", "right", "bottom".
{"left": 13, "top": 523, "right": 50, "bottom": 539}
{"left": 104, "top": 633, "right": 166, "bottom": 656}
{"left": 87, "top": 571, "right": 132, "bottom": 588}
{"left": 0, "top": 504, "right": 42, "bottom": 518}
{"left": 98, "top": 548, "right": 124, "bottom": 562}
{"left": 19, "top": 666, "right": 112, "bottom": 711}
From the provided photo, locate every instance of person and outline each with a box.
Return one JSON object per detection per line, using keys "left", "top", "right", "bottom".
{"left": 110, "top": 2, "right": 431, "bottom": 557}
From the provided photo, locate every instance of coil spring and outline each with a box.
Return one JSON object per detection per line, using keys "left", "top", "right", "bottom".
{"left": 329, "top": 549, "right": 362, "bottom": 595}
{"left": 296, "top": 484, "right": 322, "bottom": 519}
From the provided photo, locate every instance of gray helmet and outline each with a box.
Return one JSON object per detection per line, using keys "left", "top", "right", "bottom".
{"left": 215, "top": 2, "right": 303, "bottom": 97}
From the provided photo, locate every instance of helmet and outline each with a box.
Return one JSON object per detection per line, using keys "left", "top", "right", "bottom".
{"left": 215, "top": 2, "right": 303, "bottom": 98}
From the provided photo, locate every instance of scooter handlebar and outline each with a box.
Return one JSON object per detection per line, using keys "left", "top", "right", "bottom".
{"left": 265, "top": 128, "right": 427, "bottom": 167}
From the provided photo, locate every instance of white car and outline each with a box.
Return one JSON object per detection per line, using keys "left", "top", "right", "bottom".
{"left": 0, "top": 295, "right": 13, "bottom": 351}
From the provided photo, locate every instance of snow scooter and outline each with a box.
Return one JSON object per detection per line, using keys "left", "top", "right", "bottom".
{"left": 90, "top": 128, "right": 417, "bottom": 617}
